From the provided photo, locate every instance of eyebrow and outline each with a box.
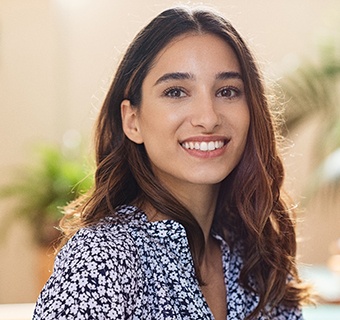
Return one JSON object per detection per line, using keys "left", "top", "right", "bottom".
{"left": 216, "top": 71, "right": 243, "bottom": 81}
{"left": 154, "top": 72, "right": 194, "bottom": 86}
{"left": 154, "top": 71, "right": 243, "bottom": 86}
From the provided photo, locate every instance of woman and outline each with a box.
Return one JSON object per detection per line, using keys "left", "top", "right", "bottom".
{"left": 33, "top": 6, "right": 310, "bottom": 320}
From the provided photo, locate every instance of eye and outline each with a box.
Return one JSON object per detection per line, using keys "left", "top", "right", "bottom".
{"left": 163, "top": 87, "right": 187, "bottom": 98}
{"left": 216, "top": 86, "right": 241, "bottom": 99}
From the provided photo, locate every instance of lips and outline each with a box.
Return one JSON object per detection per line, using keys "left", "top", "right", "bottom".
{"left": 180, "top": 139, "right": 227, "bottom": 152}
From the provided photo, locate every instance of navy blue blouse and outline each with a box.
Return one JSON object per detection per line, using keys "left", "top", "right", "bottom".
{"left": 33, "top": 205, "right": 303, "bottom": 319}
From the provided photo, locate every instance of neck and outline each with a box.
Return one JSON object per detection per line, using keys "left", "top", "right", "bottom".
{"left": 169, "top": 183, "right": 220, "bottom": 243}
{"left": 141, "top": 179, "right": 220, "bottom": 243}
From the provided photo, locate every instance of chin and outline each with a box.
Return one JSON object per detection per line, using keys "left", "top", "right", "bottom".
{"left": 191, "top": 169, "right": 232, "bottom": 185}
{"left": 189, "top": 175, "right": 228, "bottom": 186}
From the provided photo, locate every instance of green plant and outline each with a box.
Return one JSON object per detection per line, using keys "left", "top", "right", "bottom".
{"left": 280, "top": 38, "right": 340, "bottom": 195}
{"left": 0, "top": 143, "right": 94, "bottom": 246}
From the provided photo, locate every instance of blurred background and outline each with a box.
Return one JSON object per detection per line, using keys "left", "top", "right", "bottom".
{"left": 0, "top": 0, "right": 339, "bottom": 317}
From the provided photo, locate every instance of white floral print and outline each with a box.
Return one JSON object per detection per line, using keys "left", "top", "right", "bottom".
{"left": 33, "top": 205, "right": 303, "bottom": 319}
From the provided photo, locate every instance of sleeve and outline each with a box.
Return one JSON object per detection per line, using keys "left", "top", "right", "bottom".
{"left": 267, "top": 303, "right": 304, "bottom": 320}
{"left": 32, "top": 227, "right": 143, "bottom": 320}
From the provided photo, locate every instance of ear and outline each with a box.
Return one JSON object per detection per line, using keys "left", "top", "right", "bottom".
{"left": 121, "top": 99, "right": 144, "bottom": 144}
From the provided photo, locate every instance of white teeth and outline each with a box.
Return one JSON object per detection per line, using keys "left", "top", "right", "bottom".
{"left": 182, "top": 140, "right": 225, "bottom": 151}
{"left": 208, "top": 141, "right": 215, "bottom": 150}
{"left": 200, "top": 142, "right": 208, "bottom": 151}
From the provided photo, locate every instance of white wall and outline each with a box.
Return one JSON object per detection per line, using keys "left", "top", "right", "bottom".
{"left": 0, "top": 0, "right": 339, "bottom": 303}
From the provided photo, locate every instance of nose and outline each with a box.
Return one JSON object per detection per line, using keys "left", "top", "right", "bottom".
{"left": 190, "top": 94, "right": 221, "bottom": 132}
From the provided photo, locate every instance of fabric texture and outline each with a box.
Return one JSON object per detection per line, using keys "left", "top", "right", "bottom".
{"left": 33, "top": 205, "right": 303, "bottom": 319}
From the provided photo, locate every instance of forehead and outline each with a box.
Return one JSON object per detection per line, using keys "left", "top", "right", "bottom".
{"left": 147, "top": 33, "right": 241, "bottom": 80}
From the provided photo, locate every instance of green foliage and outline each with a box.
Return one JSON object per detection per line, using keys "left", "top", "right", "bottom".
{"left": 0, "top": 143, "right": 94, "bottom": 246}
{"left": 280, "top": 38, "right": 340, "bottom": 195}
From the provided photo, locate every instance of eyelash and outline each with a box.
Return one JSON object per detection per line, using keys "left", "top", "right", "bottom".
{"left": 162, "top": 86, "right": 187, "bottom": 98}
{"left": 216, "top": 86, "right": 241, "bottom": 99}
{"left": 162, "top": 86, "right": 241, "bottom": 99}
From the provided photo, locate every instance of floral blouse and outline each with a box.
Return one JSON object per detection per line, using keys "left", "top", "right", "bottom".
{"left": 33, "top": 205, "right": 303, "bottom": 319}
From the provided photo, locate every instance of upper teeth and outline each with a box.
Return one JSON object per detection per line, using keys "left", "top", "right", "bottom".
{"left": 181, "top": 141, "right": 224, "bottom": 151}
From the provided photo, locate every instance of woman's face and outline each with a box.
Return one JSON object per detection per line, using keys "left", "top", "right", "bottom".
{"left": 122, "top": 33, "right": 250, "bottom": 194}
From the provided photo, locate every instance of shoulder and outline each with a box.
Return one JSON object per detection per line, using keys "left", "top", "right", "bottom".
{"left": 33, "top": 206, "right": 145, "bottom": 319}
{"left": 57, "top": 205, "right": 143, "bottom": 268}
{"left": 266, "top": 304, "right": 303, "bottom": 319}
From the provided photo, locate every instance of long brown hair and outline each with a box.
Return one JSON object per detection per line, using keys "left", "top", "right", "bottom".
{"left": 60, "top": 6, "right": 310, "bottom": 319}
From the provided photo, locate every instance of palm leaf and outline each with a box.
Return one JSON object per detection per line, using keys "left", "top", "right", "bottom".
{"left": 280, "top": 39, "right": 340, "bottom": 194}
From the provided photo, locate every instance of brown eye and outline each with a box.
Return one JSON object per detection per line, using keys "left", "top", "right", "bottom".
{"left": 217, "top": 86, "right": 240, "bottom": 99}
{"left": 163, "top": 87, "right": 187, "bottom": 98}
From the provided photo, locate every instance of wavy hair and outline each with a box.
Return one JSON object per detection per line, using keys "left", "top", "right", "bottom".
{"left": 59, "top": 6, "right": 310, "bottom": 319}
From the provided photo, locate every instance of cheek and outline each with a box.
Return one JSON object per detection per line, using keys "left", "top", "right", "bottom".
{"left": 139, "top": 106, "right": 184, "bottom": 138}
{"left": 138, "top": 116, "right": 174, "bottom": 156}
{"left": 230, "top": 106, "right": 250, "bottom": 136}
{"left": 229, "top": 107, "right": 250, "bottom": 155}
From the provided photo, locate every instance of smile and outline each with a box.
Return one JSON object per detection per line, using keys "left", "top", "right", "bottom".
{"left": 181, "top": 140, "right": 225, "bottom": 152}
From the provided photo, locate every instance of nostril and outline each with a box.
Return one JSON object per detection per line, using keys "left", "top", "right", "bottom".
{"left": 190, "top": 112, "right": 220, "bottom": 130}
